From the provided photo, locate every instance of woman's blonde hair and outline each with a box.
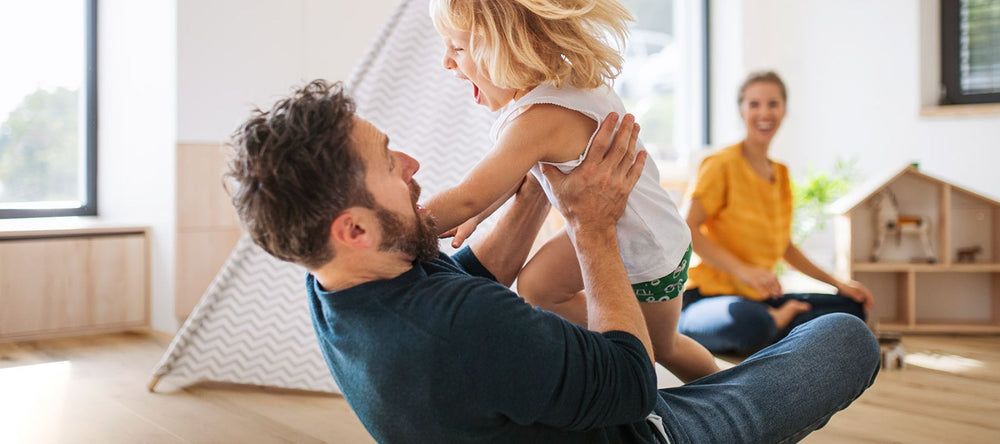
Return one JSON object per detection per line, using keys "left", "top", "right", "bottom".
{"left": 430, "top": 0, "right": 633, "bottom": 90}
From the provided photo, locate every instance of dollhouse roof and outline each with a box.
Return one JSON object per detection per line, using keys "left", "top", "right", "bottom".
{"left": 828, "top": 163, "right": 1000, "bottom": 215}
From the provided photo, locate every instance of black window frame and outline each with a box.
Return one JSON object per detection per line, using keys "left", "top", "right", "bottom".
{"left": 0, "top": 0, "right": 98, "bottom": 219}
{"left": 941, "top": 0, "right": 1000, "bottom": 105}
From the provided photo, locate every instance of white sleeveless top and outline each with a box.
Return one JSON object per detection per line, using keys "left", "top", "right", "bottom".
{"left": 490, "top": 83, "right": 691, "bottom": 283}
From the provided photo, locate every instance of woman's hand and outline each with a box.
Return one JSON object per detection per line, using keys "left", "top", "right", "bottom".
{"left": 836, "top": 280, "right": 874, "bottom": 312}
{"left": 737, "top": 265, "right": 783, "bottom": 299}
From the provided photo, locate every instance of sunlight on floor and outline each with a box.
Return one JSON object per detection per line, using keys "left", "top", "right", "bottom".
{"left": 905, "top": 351, "right": 983, "bottom": 373}
{"left": 0, "top": 361, "right": 71, "bottom": 443}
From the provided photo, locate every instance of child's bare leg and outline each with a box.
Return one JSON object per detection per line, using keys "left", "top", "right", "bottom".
{"left": 767, "top": 300, "right": 812, "bottom": 330}
{"left": 517, "top": 229, "right": 587, "bottom": 325}
{"left": 547, "top": 291, "right": 587, "bottom": 326}
{"left": 641, "top": 299, "right": 720, "bottom": 383}
{"left": 520, "top": 231, "right": 719, "bottom": 382}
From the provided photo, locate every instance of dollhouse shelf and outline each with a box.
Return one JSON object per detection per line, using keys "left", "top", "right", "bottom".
{"left": 830, "top": 164, "right": 1000, "bottom": 334}
{"left": 851, "top": 263, "right": 1000, "bottom": 272}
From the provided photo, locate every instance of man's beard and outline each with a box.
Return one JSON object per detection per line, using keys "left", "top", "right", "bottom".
{"left": 374, "top": 181, "right": 439, "bottom": 262}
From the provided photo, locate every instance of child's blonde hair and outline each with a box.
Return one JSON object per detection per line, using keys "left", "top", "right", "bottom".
{"left": 430, "top": 0, "right": 633, "bottom": 90}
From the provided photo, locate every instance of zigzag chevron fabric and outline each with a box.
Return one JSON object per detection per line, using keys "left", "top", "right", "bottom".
{"left": 150, "top": 0, "right": 495, "bottom": 393}
{"left": 151, "top": 236, "right": 337, "bottom": 392}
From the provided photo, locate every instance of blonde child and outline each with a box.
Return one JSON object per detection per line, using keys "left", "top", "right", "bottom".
{"left": 425, "top": 0, "right": 718, "bottom": 382}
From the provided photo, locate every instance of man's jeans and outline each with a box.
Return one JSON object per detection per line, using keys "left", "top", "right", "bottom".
{"left": 656, "top": 313, "right": 880, "bottom": 443}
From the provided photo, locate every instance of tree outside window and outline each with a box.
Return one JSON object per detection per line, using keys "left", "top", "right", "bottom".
{"left": 0, "top": 0, "right": 96, "bottom": 218}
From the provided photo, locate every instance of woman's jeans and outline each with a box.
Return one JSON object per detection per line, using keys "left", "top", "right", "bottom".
{"left": 678, "top": 288, "right": 867, "bottom": 355}
{"left": 658, "top": 313, "right": 880, "bottom": 443}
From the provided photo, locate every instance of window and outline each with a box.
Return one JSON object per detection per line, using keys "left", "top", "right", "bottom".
{"left": 615, "top": 0, "right": 708, "bottom": 168}
{"left": 941, "top": 0, "right": 1000, "bottom": 104}
{"left": 0, "top": 0, "right": 97, "bottom": 218}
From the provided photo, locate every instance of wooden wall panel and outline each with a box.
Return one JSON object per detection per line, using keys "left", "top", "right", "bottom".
{"left": 177, "top": 144, "right": 239, "bottom": 230}
{"left": 176, "top": 143, "right": 243, "bottom": 320}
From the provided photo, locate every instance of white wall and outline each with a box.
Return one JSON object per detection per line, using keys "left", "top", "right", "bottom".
{"left": 709, "top": 0, "right": 743, "bottom": 148}
{"left": 712, "top": 0, "right": 999, "bottom": 199}
{"left": 177, "top": 0, "right": 398, "bottom": 143}
{"left": 99, "top": 0, "right": 178, "bottom": 333}
{"left": 104, "top": 0, "right": 996, "bottom": 332}
{"left": 98, "top": 0, "right": 397, "bottom": 333}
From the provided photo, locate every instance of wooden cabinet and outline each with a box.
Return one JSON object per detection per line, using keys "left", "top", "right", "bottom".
{"left": 0, "top": 222, "right": 149, "bottom": 341}
{"left": 831, "top": 165, "right": 1000, "bottom": 333}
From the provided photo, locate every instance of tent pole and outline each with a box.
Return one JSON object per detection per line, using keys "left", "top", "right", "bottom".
{"left": 147, "top": 375, "right": 161, "bottom": 393}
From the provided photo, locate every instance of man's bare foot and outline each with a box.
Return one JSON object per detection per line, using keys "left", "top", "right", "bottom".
{"left": 767, "top": 300, "right": 812, "bottom": 329}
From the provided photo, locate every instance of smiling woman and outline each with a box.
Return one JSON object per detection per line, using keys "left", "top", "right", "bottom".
{"left": 679, "top": 70, "right": 873, "bottom": 356}
{"left": 0, "top": 0, "right": 97, "bottom": 218}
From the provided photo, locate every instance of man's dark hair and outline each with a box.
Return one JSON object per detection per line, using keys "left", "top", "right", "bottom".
{"left": 225, "top": 79, "right": 374, "bottom": 269}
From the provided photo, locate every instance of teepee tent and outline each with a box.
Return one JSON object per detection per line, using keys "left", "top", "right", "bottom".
{"left": 149, "top": 0, "right": 494, "bottom": 393}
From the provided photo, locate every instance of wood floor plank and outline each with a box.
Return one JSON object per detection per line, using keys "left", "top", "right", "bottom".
{"left": 806, "top": 400, "right": 998, "bottom": 443}
{"left": 804, "top": 334, "right": 1000, "bottom": 443}
{"left": 188, "top": 382, "right": 375, "bottom": 443}
{"left": 0, "top": 333, "right": 366, "bottom": 443}
{"left": 0, "top": 359, "right": 185, "bottom": 444}
{"left": 2, "top": 331, "right": 998, "bottom": 443}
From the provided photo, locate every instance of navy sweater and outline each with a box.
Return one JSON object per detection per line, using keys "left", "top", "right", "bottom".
{"left": 308, "top": 248, "right": 662, "bottom": 443}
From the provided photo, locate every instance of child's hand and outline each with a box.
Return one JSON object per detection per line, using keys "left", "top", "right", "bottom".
{"left": 444, "top": 217, "right": 481, "bottom": 249}
{"left": 440, "top": 180, "right": 524, "bottom": 248}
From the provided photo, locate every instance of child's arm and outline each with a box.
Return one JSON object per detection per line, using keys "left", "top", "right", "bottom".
{"left": 442, "top": 179, "right": 522, "bottom": 248}
{"left": 424, "top": 104, "right": 598, "bottom": 235}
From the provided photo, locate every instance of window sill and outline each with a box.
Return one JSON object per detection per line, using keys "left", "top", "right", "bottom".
{"left": 0, "top": 216, "right": 149, "bottom": 240}
{"left": 920, "top": 103, "right": 1000, "bottom": 117}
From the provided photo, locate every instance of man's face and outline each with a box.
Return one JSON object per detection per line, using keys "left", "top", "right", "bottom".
{"left": 351, "top": 117, "right": 439, "bottom": 262}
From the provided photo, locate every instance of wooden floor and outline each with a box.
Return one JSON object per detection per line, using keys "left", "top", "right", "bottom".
{"left": 1, "top": 332, "right": 997, "bottom": 443}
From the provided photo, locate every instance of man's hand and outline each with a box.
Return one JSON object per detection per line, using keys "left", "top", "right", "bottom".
{"left": 541, "top": 113, "right": 646, "bottom": 229}
{"left": 540, "top": 112, "right": 655, "bottom": 366}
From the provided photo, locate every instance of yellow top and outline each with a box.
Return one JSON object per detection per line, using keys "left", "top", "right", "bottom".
{"left": 686, "top": 143, "right": 793, "bottom": 301}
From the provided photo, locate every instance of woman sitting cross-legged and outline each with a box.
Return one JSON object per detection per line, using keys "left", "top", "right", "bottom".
{"left": 678, "top": 70, "right": 874, "bottom": 355}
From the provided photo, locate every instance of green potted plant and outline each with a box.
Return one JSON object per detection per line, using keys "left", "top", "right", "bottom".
{"left": 792, "top": 157, "right": 859, "bottom": 245}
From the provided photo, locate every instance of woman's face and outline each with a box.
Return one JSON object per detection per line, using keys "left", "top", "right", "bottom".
{"left": 739, "top": 81, "right": 786, "bottom": 147}
{"left": 438, "top": 27, "right": 518, "bottom": 111}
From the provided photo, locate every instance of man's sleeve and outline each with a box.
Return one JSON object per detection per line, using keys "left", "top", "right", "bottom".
{"left": 440, "top": 277, "right": 658, "bottom": 430}
{"left": 450, "top": 246, "right": 498, "bottom": 282}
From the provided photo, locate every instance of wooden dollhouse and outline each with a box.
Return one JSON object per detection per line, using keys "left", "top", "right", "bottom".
{"left": 829, "top": 164, "right": 1000, "bottom": 333}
